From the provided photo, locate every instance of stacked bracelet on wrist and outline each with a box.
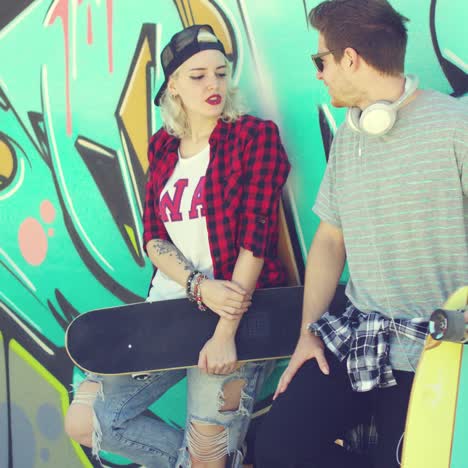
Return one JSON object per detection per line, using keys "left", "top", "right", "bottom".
{"left": 186, "top": 270, "right": 199, "bottom": 302}
{"left": 186, "top": 270, "right": 208, "bottom": 311}
{"left": 193, "top": 273, "right": 208, "bottom": 311}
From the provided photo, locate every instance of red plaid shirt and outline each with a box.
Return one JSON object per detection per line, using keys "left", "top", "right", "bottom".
{"left": 143, "top": 115, "right": 291, "bottom": 288}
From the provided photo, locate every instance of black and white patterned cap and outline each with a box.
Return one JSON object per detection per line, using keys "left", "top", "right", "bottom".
{"left": 154, "top": 24, "right": 226, "bottom": 106}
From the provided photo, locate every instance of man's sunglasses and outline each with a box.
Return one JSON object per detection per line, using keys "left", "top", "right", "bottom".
{"left": 311, "top": 50, "right": 336, "bottom": 72}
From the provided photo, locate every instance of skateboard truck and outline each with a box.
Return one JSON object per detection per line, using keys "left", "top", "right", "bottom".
{"left": 429, "top": 308, "right": 468, "bottom": 343}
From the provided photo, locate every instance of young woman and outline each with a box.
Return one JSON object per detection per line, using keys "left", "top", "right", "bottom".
{"left": 65, "top": 24, "right": 290, "bottom": 468}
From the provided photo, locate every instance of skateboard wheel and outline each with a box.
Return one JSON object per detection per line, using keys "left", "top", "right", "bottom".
{"left": 429, "top": 308, "right": 467, "bottom": 343}
{"left": 131, "top": 373, "right": 151, "bottom": 381}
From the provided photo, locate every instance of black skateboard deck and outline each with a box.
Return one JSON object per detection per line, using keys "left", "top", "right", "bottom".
{"left": 65, "top": 286, "right": 303, "bottom": 375}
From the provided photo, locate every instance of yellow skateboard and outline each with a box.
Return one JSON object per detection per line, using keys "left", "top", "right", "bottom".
{"left": 402, "top": 286, "right": 468, "bottom": 468}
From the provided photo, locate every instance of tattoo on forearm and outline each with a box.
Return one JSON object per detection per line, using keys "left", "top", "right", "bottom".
{"left": 150, "top": 240, "right": 193, "bottom": 271}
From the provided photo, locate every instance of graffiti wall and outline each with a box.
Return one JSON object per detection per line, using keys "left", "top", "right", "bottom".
{"left": 0, "top": 0, "right": 466, "bottom": 466}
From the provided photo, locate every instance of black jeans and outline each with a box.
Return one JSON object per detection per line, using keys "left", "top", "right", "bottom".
{"left": 254, "top": 349, "right": 414, "bottom": 468}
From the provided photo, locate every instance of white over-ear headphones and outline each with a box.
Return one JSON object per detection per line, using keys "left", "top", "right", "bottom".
{"left": 346, "top": 74, "right": 419, "bottom": 136}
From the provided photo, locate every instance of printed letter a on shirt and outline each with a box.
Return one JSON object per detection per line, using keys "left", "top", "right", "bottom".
{"left": 159, "top": 179, "right": 189, "bottom": 222}
{"left": 189, "top": 176, "right": 207, "bottom": 219}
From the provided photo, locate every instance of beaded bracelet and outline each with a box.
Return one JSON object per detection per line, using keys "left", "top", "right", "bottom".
{"left": 193, "top": 273, "right": 208, "bottom": 311}
{"left": 186, "top": 270, "right": 200, "bottom": 302}
{"left": 189, "top": 272, "right": 202, "bottom": 302}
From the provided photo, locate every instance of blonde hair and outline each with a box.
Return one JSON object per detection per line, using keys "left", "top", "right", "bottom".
{"left": 159, "top": 30, "right": 246, "bottom": 139}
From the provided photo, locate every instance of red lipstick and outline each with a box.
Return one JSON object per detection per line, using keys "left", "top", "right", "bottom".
{"left": 206, "top": 94, "right": 222, "bottom": 105}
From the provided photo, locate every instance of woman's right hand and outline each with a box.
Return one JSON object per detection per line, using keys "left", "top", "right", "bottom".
{"left": 198, "top": 333, "right": 238, "bottom": 375}
{"left": 198, "top": 279, "right": 251, "bottom": 320}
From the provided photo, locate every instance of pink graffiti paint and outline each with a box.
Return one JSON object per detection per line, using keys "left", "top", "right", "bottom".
{"left": 48, "top": 228, "right": 55, "bottom": 237}
{"left": 46, "top": 0, "right": 114, "bottom": 135}
{"left": 18, "top": 218, "right": 48, "bottom": 266}
{"left": 46, "top": 0, "right": 72, "bottom": 135}
{"left": 40, "top": 200, "right": 56, "bottom": 224}
{"left": 87, "top": 4, "right": 93, "bottom": 45}
{"left": 106, "top": 0, "right": 114, "bottom": 73}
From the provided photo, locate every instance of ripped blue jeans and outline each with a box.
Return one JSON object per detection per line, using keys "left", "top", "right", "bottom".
{"left": 84, "top": 360, "right": 274, "bottom": 467}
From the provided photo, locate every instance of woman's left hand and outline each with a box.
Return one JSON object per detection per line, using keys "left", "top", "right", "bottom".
{"left": 198, "top": 333, "right": 238, "bottom": 375}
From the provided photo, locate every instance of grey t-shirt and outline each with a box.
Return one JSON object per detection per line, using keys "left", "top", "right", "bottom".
{"left": 313, "top": 90, "right": 468, "bottom": 371}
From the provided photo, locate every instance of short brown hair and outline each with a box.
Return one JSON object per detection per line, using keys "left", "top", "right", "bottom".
{"left": 309, "top": 0, "right": 409, "bottom": 75}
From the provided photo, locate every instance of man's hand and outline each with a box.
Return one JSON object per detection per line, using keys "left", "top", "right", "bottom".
{"left": 274, "top": 333, "right": 329, "bottom": 400}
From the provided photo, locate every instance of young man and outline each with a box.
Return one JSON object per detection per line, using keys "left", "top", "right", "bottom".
{"left": 255, "top": 1, "right": 468, "bottom": 467}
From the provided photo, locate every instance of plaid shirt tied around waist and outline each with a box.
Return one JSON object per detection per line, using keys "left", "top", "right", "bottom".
{"left": 312, "top": 305, "right": 429, "bottom": 392}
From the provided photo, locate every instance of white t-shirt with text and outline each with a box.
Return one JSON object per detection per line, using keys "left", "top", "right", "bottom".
{"left": 148, "top": 145, "right": 213, "bottom": 301}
